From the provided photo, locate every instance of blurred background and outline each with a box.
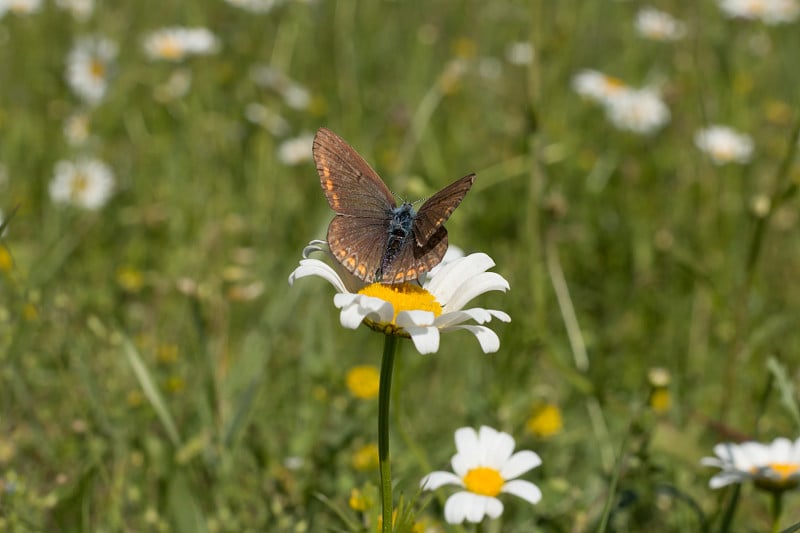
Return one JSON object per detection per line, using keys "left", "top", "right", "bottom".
{"left": 1, "top": 0, "right": 800, "bottom": 530}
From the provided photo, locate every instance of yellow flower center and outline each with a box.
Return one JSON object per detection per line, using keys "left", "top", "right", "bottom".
{"left": 70, "top": 173, "right": 89, "bottom": 197}
{"left": 358, "top": 283, "right": 441, "bottom": 337}
{"left": 752, "top": 462, "right": 800, "bottom": 492}
{"left": 463, "top": 467, "right": 504, "bottom": 497}
{"left": 764, "top": 463, "right": 800, "bottom": 480}
{"left": 157, "top": 37, "right": 184, "bottom": 60}
{"left": 90, "top": 59, "right": 106, "bottom": 80}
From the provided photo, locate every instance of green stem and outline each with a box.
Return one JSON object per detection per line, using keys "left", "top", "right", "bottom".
{"left": 379, "top": 335, "right": 399, "bottom": 533}
{"left": 770, "top": 490, "right": 783, "bottom": 533}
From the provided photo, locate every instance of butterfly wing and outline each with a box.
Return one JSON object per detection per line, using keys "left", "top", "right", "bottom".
{"left": 327, "top": 214, "right": 390, "bottom": 282}
{"left": 381, "top": 227, "right": 449, "bottom": 284}
{"left": 313, "top": 127, "right": 396, "bottom": 217}
{"left": 412, "top": 173, "right": 475, "bottom": 246}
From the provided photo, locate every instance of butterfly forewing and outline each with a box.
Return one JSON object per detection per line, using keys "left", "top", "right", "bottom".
{"left": 313, "top": 128, "right": 396, "bottom": 218}
{"left": 327, "top": 215, "right": 389, "bottom": 282}
{"left": 412, "top": 173, "right": 475, "bottom": 246}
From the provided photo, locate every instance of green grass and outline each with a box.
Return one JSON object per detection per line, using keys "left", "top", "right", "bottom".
{"left": 1, "top": 0, "right": 800, "bottom": 531}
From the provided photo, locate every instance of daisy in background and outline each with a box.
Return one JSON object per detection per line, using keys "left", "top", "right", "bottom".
{"left": 505, "top": 41, "right": 534, "bottom": 65}
{"left": 605, "top": 87, "right": 671, "bottom": 135}
{"left": 55, "top": 0, "right": 94, "bottom": 21}
{"left": 277, "top": 134, "right": 314, "bottom": 166}
{"left": 719, "top": 0, "right": 800, "bottom": 24}
{"left": 572, "top": 69, "right": 629, "bottom": 107}
{"left": 223, "top": 0, "right": 280, "bottom": 13}
{"left": 288, "top": 243, "right": 510, "bottom": 354}
{"left": 250, "top": 65, "right": 311, "bottom": 110}
{"left": 702, "top": 437, "right": 800, "bottom": 491}
{"left": 694, "top": 125, "right": 754, "bottom": 165}
{"left": 244, "top": 103, "right": 290, "bottom": 135}
{"left": 421, "top": 425, "right": 542, "bottom": 524}
{"left": 635, "top": 7, "right": 687, "bottom": 41}
{"left": 142, "top": 27, "right": 219, "bottom": 62}
{"left": 49, "top": 157, "right": 114, "bottom": 210}
{"left": 0, "top": 0, "right": 41, "bottom": 17}
{"left": 66, "top": 36, "right": 117, "bottom": 106}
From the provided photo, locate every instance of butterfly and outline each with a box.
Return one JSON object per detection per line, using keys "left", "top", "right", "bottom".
{"left": 313, "top": 127, "right": 475, "bottom": 284}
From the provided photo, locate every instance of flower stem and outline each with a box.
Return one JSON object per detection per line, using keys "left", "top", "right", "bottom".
{"left": 379, "top": 335, "right": 398, "bottom": 533}
{"left": 770, "top": 490, "right": 783, "bottom": 533}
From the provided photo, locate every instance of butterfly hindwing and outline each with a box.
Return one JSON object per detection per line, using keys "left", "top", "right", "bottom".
{"left": 327, "top": 215, "right": 390, "bottom": 283}
{"left": 381, "top": 227, "right": 449, "bottom": 284}
{"left": 412, "top": 173, "right": 475, "bottom": 246}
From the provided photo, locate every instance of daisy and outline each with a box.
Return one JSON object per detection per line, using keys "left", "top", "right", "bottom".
{"left": 571, "top": 69, "right": 630, "bottom": 106}
{"left": 0, "top": 0, "right": 42, "bottom": 17}
{"left": 605, "top": 87, "right": 670, "bottom": 134}
{"left": 701, "top": 437, "right": 800, "bottom": 491}
{"left": 244, "top": 102, "right": 290, "bottom": 135}
{"left": 250, "top": 65, "right": 311, "bottom": 110}
{"left": 635, "top": 7, "right": 687, "bottom": 41}
{"left": 66, "top": 36, "right": 118, "bottom": 106}
{"left": 694, "top": 125, "right": 754, "bottom": 165}
{"left": 277, "top": 134, "right": 314, "bottom": 166}
{"left": 506, "top": 41, "right": 534, "bottom": 65}
{"left": 49, "top": 157, "right": 114, "bottom": 210}
{"left": 288, "top": 243, "right": 510, "bottom": 354}
{"left": 719, "top": 0, "right": 800, "bottom": 24}
{"left": 142, "top": 27, "right": 219, "bottom": 62}
{"left": 223, "top": 0, "right": 280, "bottom": 13}
{"left": 54, "top": 0, "right": 94, "bottom": 21}
{"left": 421, "top": 425, "right": 542, "bottom": 524}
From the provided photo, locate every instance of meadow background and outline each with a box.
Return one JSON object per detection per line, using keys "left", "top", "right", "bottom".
{"left": 1, "top": 0, "right": 800, "bottom": 531}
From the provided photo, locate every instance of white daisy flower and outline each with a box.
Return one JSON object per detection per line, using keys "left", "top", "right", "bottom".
{"left": 694, "top": 125, "right": 754, "bottom": 165}
{"left": 719, "top": 0, "right": 800, "bottom": 24}
{"left": 55, "top": 0, "right": 94, "bottom": 21}
{"left": 288, "top": 243, "right": 510, "bottom": 355}
{"left": 506, "top": 42, "right": 534, "bottom": 65}
{"left": 604, "top": 87, "right": 670, "bottom": 134}
{"left": 66, "top": 36, "right": 118, "bottom": 106}
{"left": 701, "top": 437, "right": 800, "bottom": 491}
{"left": 571, "top": 69, "right": 629, "bottom": 106}
{"left": 244, "top": 103, "right": 290, "bottom": 135}
{"left": 142, "top": 27, "right": 220, "bottom": 62}
{"left": 421, "top": 426, "right": 542, "bottom": 524}
{"left": 250, "top": 65, "right": 311, "bottom": 110}
{"left": 635, "top": 7, "right": 687, "bottom": 41}
{"left": 277, "top": 134, "right": 314, "bottom": 166}
{"left": 223, "top": 0, "right": 280, "bottom": 13}
{"left": 49, "top": 157, "right": 114, "bottom": 210}
{"left": 0, "top": 0, "right": 42, "bottom": 16}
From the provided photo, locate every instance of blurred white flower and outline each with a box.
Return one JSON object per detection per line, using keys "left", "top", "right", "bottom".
{"left": 635, "top": 7, "right": 687, "bottom": 41}
{"left": 142, "top": 27, "right": 219, "bottom": 61}
{"left": 250, "top": 65, "right": 311, "bottom": 110}
{"left": 421, "top": 426, "right": 542, "bottom": 524}
{"left": 153, "top": 68, "right": 192, "bottom": 102}
{"left": 277, "top": 134, "right": 314, "bottom": 166}
{"left": 694, "top": 125, "right": 754, "bottom": 165}
{"left": 0, "top": 0, "right": 42, "bottom": 16}
{"left": 506, "top": 41, "right": 534, "bottom": 65}
{"left": 605, "top": 87, "right": 670, "bottom": 134}
{"left": 223, "top": 0, "right": 280, "bottom": 13}
{"left": 63, "top": 111, "right": 91, "bottom": 145}
{"left": 289, "top": 245, "right": 510, "bottom": 355}
{"left": 702, "top": 437, "right": 800, "bottom": 491}
{"left": 49, "top": 157, "right": 115, "bottom": 210}
{"left": 719, "top": 0, "right": 800, "bottom": 24}
{"left": 66, "top": 36, "right": 118, "bottom": 106}
{"left": 244, "top": 103, "right": 290, "bottom": 135}
{"left": 572, "top": 69, "right": 629, "bottom": 106}
{"left": 55, "top": 0, "right": 94, "bottom": 21}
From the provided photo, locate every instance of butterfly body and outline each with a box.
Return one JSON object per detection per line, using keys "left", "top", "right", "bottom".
{"left": 313, "top": 127, "right": 474, "bottom": 284}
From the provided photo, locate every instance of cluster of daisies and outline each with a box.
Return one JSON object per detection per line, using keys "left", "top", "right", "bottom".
{"left": 570, "top": 2, "right": 795, "bottom": 164}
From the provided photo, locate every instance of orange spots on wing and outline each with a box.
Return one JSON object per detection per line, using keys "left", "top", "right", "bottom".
{"left": 331, "top": 192, "right": 340, "bottom": 208}
{"left": 357, "top": 263, "right": 367, "bottom": 277}
{"left": 324, "top": 177, "right": 334, "bottom": 189}
{"left": 345, "top": 257, "right": 356, "bottom": 269}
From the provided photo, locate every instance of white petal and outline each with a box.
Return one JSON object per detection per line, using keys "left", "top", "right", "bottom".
{"left": 435, "top": 308, "right": 512, "bottom": 328}
{"left": 501, "top": 450, "right": 542, "bottom": 479}
{"left": 443, "top": 325, "right": 501, "bottom": 353}
{"left": 770, "top": 437, "right": 794, "bottom": 463}
{"left": 700, "top": 457, "right": 725, "bottom": 468}
{"left": 484, "top": 496, "right": 504, "bottom": 518}
{"left": 420, "top": 471, "right": 463, "bottom": 490}
{"left": 405, "top": 326, "right": 440, "bottom": 354}
{"left": 443, "top": 272, "right": 510, "bottom": 312}
{"left": 426, "top": 253, "right": 497, "bottom": 303}
{"left": 396, "top": 310, "right": 436, "bottom": 327}
{"left": 479, "top": 427, "right": 513, "bottom": 468}
{"left": 444, "top": 492, "right": 477, "bottom": 524}
{"left": 709, "top": 471, "right": 749, "bottom": 489}
{"left": 502, "top": 479, "right": 542, "bottom": 504}
{"left": 334, "top": 294, "right": 394, "bottom": 329}
{"left": 288, "top": 259, "right": 347, "bottom": 293}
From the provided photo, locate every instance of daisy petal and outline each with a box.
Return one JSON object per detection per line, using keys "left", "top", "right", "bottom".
{"left": 485, "top": 431, "right": 516, "bottom": 469}
{"left": 502, "top": 479, "right": 542, "bottom": 504}
{"left": 485, "top": 496, "right": 504, "bottom": 519}
{"left": 444, "top": 325, "right": 501, "bottom": 353}
{"left": 444, "top": 492, "right": 475, "bottom": 524}
{"left": 501, "top": 450, "right": 543, "bottom": 479}
{"left": 396, "top": 310, "right": 436, "bottom": 327}
{"left": 454, "top": 427, "right": 480, "bottom": 459}
{"left": 427, "top": 253, "right": 497, "bottom": 303}
{"left": 443, "top": 272, "right": 511, "bottom": 312}
{"left": 465, "top": 494, "right": 491, "bottom": 523}
{"left": 288, "top": 259, "right": 347, "bottom": 293}
{"left": 404, "top": 326, "right": 440, "bottom": 354}
{"left": 420, "top": 471, "right": 463, "bottom": 490}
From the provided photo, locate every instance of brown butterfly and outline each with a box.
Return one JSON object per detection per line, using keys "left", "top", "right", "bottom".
{"left": 313, "top": 127, "right": 475, "bottom": 284}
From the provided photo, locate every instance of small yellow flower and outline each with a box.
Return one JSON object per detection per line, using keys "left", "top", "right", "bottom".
{"left": 649, "top": 388, "right": 671, "bottom": 413}
{"left": 116, "top": 266, "right": 144, "bottom": 293}
{"left": 165, "top": 375, "right": 185, "bottom": 394}
{"left": 351, "top": 443, "right": 379, "bottom": 471}
{"left": 348, "top": 488, "right": 370, "bottom": 512}
{"left": 526, "top": 403, "right": 564, "bottom": 438}
{"left": 346, "top": 365, "right": 380, "bottom": 400}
